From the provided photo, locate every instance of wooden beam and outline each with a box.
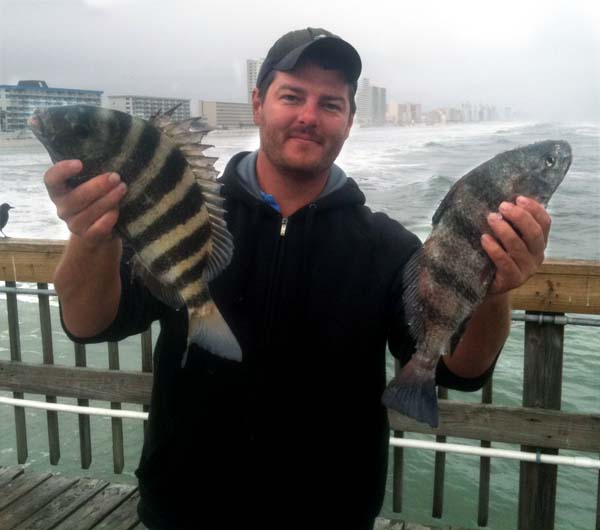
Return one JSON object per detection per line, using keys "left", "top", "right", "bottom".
{"left": 511, "top": 259, "right": 600, "bottom": 314}
{"left": 1, "top": 239, "right": 600, "bottom": 315}
{"left": 0, "top": 239, "right": 66, "bottom": 283}
{"left": 388, "top": 400, "right": 600, "bottom": 453}
{"left": 0, "top": 361, "right": 152, "bottom": 405}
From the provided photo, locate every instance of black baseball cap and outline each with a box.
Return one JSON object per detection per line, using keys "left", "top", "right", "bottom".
{"left": 256, "top": 27, "right": 362, "bottom": 93}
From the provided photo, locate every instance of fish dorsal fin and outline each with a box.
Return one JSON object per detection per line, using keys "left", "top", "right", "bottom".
{"left": 150, "top": 113, "right": 233, "bottom": 283}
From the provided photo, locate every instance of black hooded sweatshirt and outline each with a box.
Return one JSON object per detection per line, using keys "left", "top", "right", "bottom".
{"left": 66, "top": 152, "right": 493, "bottom": 530}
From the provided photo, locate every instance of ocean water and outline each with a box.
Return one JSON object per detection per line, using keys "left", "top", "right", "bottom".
{"left": 0, "top": 121, "right": 598, "bottom": 529}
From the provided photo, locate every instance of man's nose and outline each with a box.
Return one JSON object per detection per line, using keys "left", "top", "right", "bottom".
{"left": 297, "top": 100, "right": 319, "bottom": 126}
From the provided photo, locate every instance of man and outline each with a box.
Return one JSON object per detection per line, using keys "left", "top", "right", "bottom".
{"left": 46, "top": 28, "right": 550, "bottom": 530}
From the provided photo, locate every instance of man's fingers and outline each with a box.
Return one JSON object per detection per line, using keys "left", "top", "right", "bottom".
{"left": 498, "top": 201, "right": 546, "bottom": 261}
{"left": 66, "top": 182, "right": 127, "bottom": 237}
{"left": 516, "top": 196, "right": 552, "bottom": 244}
{"left": 56, "top": 172, "right": 123, "bottom": 220}
{"left": 44, "top": 160, "right": 83, "bottom": 197}
{"left": 83, "top": 209, "right": 121, "bottom": 242}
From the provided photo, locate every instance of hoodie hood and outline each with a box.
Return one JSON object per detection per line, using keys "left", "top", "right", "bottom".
{"left": 220, "top": 151, "right": 366, "bottom": 214}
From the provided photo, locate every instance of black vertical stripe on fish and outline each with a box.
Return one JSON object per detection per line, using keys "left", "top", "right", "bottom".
{"left": 94, "top": 107, "right": 133, "bottom": 162}
{"left": 173, "top": 254, "right": 210, "bottom": 290}
{"left": 116, "top": 122, "right": 162, "bottom": 185}
{"left": 445, "top": 210, "right": 484, "bottom": 251}
{"left": 118, "top": 149, "right": 193, "bottom": 227}
{"left": 426, "top": 260, "right": 481, "bottom": 304}
{"left": 422, "top": 301, "right": 456, "bottom": 332}
{"left": 464, "top": 175, "right": 507, "bottom": 212}
{"left": 134, "top": 184, "right": 205, "bottom": 245}
{"left": 150, "top": 222, "right": 212, "bottom": 275}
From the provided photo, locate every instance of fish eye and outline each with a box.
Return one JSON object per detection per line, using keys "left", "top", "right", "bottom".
{"left": 545, "top": 155, "right": 556, "bottom": 167}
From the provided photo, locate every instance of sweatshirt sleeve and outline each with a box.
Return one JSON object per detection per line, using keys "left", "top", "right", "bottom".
{"left": 60, "top": 260, "right": 167, "bottom": 344}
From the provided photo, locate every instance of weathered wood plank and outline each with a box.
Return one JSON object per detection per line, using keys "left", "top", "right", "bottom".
{"left": 58, "top": 483, "right": 137, "bottom": 530}
{"left": 0, "top": 469, "right": 50, "bottom": 512}
{"left": 477, "top": 379, "right": 493, "bottom": 527}
{"left": 11, "top": 478, "right": 108, "bottom": 530}
{"left": 108, "top": 341, "right": 125, "bottom": 474}
{"left": 511, "top": 259, "right": 600, "bottom": 314}
{"left": 6, "top": 280, "right": 28, "bottom": 464}
{"left": 518, "top": 314, "right": 564, "bottom": 530}
{"left": 432, "top": 387, "right": 447, "bottom": 519}
{"left": 0, "top": 475, "right": 76, "bottom": 529}
{"left": 74, "top": 342, "right": 93, "bottom": 469}
{"left": 2, "top": 238, "right": 599, "bottom": 313}
{"left": 0, "top": 360, "right": 152, "bottom": 404}
{"left": 38, "top": 281, "right": 61, "bottom": 466}
{"left": 0, "top": 466, "right": 25, "bottom": 488}
{"left": 0, "top": 239, "right": 66, "bottom": 283}
{"left": 388, "top": 401, "right": 600, "bottom": 452}
{"left": 92, "top": 490, "right": 141, "bottom": 530}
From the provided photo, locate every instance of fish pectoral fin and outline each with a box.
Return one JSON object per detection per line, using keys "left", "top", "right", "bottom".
{"left": 382, "top": 357, "right": 439, "bottom": 428}
{"left": 187, "top": 301, "right": 242, "bottom": 365}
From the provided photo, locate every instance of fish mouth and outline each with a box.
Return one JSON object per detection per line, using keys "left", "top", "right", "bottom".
{"left": 27, "top": 109, "right": 61, "bottom": 163}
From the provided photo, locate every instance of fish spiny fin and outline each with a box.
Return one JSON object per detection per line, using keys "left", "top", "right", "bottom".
{"left": 185, "top": 288, "right": 242, "bottom": 366}
{"left": 402, "top": 247, "right": 426, "bottom": 343}
{"left": 150, "top": 112, "right": 234, "bottom": 283}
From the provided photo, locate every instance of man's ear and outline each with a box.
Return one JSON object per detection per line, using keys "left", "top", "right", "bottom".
{"left": 252, "top": 87, "right": 262, "bottom": 126}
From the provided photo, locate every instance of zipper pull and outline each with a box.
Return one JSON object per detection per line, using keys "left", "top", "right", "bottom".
{"left": 280, "top": 217, "right": 288, "bottom": 237}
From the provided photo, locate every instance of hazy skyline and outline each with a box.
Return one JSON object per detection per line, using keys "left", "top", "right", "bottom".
{"left": 1, "top": 0, "right": 599, "bottom": 121}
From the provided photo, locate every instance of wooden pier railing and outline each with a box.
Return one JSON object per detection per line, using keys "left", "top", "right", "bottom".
{"left": 1, "top": 238, "right": 599, "bottom": 530}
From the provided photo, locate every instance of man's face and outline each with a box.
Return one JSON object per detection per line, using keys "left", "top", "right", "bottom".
{"left": 252, "top": 62, "right": 354, "bottom": 179}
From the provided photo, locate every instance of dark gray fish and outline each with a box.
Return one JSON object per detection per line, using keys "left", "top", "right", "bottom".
{"left": 0, "top": 203, "right": 15, "bottom": 237}
{"left": 28, "top": 104, "right": 241, "bottom": 364}
{"left": 382, "top": 140, "right": 572, "bottom": 427}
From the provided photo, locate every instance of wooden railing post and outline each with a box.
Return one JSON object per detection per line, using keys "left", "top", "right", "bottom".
{"left": 518, "top": 311, "right": 564, "bottom": 530}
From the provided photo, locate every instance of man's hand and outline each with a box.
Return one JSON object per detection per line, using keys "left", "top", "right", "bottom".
{"left": 481, "top": 196, "right": 551, "bottom": 295}
{"left": 44, "top": 160, "right": 127, "bottom": 244}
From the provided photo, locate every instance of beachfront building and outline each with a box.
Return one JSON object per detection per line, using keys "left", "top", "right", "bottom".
{"left": 387, "top": 102, "right": 422, "bottom": 125}
{"left": 199, "top": 100, "right": 254, "bottom": 129}
{"left": 0, "top": 80, "right": 102, "bottom": 132}
{"left": 107, "top": 95, "right": 190, "bottom": 121}
{"left": 246, "top": 58, "right": 264, "bottom": 103}
{"left": 355, "top": 78, "right": 387, "bottom": 126}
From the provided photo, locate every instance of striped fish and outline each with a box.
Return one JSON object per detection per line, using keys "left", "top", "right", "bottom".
{"left": 28, "top": 104, "right": 241, "bottom": 364}
{"left": 382, "top": 140, "right": 572, "bottom": 427}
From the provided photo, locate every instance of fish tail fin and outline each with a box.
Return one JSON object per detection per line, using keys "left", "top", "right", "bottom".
{"left": 382, "top": 356, "right": 439, "bottom": 428}
{"left": 183, "top": 297, "right": 242, "bottom": 367}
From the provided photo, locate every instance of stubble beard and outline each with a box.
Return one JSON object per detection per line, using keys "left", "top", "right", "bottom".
{"left": 259, "top": 126, "right": 343, "bottom": 182}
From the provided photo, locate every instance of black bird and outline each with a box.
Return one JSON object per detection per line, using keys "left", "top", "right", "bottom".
{"left": 0, "top": 203, "right": 14, "bottom": 237}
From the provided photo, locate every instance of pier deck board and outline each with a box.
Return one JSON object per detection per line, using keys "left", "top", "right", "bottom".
{"left": 0, "top": 466, "right": 140, "bottom": 530}
{"left": 0, "top": 466, "right": 477, "bottom": 530}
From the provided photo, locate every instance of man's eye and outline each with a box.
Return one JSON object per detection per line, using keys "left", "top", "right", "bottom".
{"left": 282, "top": 94, "right": 298, "bottom": 102}
{"left": 323, "top": 103, "right": 342, "bottom": 112}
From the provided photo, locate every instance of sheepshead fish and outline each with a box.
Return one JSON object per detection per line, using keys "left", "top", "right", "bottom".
{"left": 382, "top": 140, "right": 572, "bottom": 427}
{"left": 28, "top": 104, "right": 241, "bottom": 364}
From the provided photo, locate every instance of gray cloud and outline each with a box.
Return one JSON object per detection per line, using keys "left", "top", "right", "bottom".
{"left": 1, "top": 0, "right": 598, "bottom": 120}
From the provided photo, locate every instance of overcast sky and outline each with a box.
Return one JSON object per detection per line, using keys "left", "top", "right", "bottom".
{"left": 1, "top": 0, "right": 599, "bottom": 121}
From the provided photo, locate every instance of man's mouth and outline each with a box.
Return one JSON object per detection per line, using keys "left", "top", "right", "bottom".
{"left": 288, "top": 133, "right": 322, "bottom": 144}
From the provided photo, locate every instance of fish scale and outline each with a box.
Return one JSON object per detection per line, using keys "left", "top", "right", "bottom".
{"left": 382, "top": 140, "right": 572, "bottom": 427}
